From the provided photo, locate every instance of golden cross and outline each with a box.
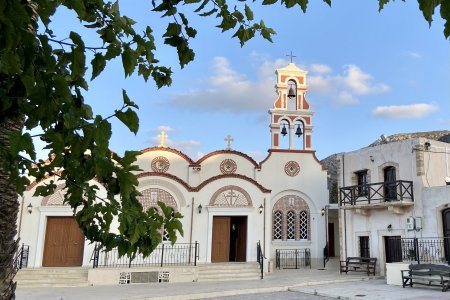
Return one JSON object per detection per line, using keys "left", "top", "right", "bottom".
{"left": 159, "top": 131, "right": 168, "bottom": 147}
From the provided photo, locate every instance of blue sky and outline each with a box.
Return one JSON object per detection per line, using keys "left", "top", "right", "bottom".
{"left": 46, "top": 0, "right": 450, "bottom": 161}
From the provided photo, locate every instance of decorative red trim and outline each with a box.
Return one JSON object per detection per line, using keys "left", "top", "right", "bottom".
{"left": 195, "top": 150, "right": 259, "bottom": 168}
{"left": 266, "top": 149, "right": 327, "bottom": 171}
{"left": 136, "top": 172, "right": 271, "bottom": 193}
{"left": 140, "top": 146, "right": 195, "bottom": 164}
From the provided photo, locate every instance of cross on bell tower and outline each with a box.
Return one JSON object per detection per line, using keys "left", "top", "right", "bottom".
{"left": 268, "top": 60, "right": 314, "bottom": 150}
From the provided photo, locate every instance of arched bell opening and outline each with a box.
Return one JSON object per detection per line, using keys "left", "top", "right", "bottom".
{"left": 287, "top": 80, "right": 297, "bottom": 111}
{"left": 294, "top": 120, "right": 304, "bottom": 150}
{"left": 279, "top": 119, "right": 291, "bottom": 149}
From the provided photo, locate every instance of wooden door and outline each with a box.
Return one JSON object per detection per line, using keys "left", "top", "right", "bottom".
{"left": 211, "top": 217, "right": 230, "bottom": 262}
{"left": 235, "top": 217, "right": 247, "bottom": 262}
{"left": 443, "top": 209, "right": 450, "bottom": 261}
{"left": 385, "top": 236, "right": 402, "bottom": 263}
{"left": 328, "top": 223, "right": 335, "bottom": 257}
{"left": 384, "top": 166, "right": 397, "bottom": 201}
{"left": 42, "top": 217, "right": 85, "bottom": 267}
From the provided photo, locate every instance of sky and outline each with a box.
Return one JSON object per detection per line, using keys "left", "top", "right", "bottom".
{"left": 45, "top": 0, "right": 450, "bottom": 162}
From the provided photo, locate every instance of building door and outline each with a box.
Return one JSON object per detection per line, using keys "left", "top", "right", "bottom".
{"left": 328, "top": 223, "right": 335, "bottom": 257}
{"left": 42, "top": 217, "right": 85, "bottom": 267}
{"left": 211, "top": 216, "right": 247, "bottom": 262}
{"left": 385, "top": 236, "right": 402, "bottom": 263}
{"left": 384, "top": 166, "right": 397, "bottom": 201}
{"left": 442, "top": 209, "right": 450, "bottom": 262}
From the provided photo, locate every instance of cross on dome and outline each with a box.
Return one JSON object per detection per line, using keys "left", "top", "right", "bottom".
{"left": 159, "top": 131, "right": 168, "bottom": 147}
{"left": 224, "top": 135, "right": 234, "bottom": 150}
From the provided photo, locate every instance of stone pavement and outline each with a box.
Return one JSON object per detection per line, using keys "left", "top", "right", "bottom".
{"left": 16, "top": 268, "right": 447, "bottom": 300}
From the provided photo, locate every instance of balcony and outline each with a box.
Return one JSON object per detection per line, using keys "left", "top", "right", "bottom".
{"left": 340, "top": 180, "right": 414, "bottom": 210}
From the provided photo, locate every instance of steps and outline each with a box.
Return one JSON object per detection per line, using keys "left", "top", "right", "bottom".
{"left": 198, "top": 263, "right": 262, "bottom": 282}
{"left": 15, "top": 267, "right": 90, "bottom": 288}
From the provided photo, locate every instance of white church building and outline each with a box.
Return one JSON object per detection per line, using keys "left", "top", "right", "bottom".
{"left": 16, "top": 63, "right": 330, "bottom": 283}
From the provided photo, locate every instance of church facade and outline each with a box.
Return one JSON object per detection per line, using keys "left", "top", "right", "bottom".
{"left": 17, "top": 63, "right": 329, "bottom": 272}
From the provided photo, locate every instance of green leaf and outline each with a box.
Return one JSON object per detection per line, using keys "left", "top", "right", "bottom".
{"left": 440, "top": 0, "right": 450, "bottom": 38}
{"left": 262, "top": 0, "right": 278, "bottom": 5}
{"left": 122, "top": 89, "right": 139, "bottom": 108}
{"left": 418, "top": 0, "right": 440, "bottom": 26}
{"left": 244, "top": 4, "right": 254, "bottom": 21}
{"left": 10, "top": 132, "right": 36, "bottom": 160}
{"left": 116, "top": 108, "right": 139, "bottom": 134}
{"left": 163, "top": 23, "right": 182, "bottom": 37}
{"left": 194, "top": 0, "right": 210, "bottom": 13}
{"left": 378, "top": 0, "right": 391, "bottom": 12}
{"left": 95, "top": 118, "right": 112, "bottom": 155}
{"left": 121, "top": 47, "right": 137, "bottom": 77}
{"left": 199, "top": 8, "right": 218, "bottom": 17}
{"left": 91, "top": 53, "right": 106, "bottom": 80}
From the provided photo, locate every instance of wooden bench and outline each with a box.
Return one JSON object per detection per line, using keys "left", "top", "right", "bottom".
{"left": 401, "top": 264, "right": 450, "bottom": 292}
{"left": 339, "top": 257, "right": 377, "bottom": 276}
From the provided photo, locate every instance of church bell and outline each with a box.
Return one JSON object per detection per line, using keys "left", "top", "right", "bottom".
{"left": 295, "top": 125, "right": 303, "bottom": 137}
{"left": 287, "top": 87, "right": 296, "bottom": 99}
{"left": 281, "top": 125, "right": 288, "bottom": 136}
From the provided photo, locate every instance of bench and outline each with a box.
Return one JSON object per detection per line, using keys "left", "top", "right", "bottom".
{"left": 339, "top": 257, "right": 377, "bottom": 276}
{"left": 401, "top": 264, "right": 450, "bottom": 292}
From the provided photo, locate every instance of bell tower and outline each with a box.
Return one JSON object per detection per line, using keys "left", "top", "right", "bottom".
{"left": 269, "top": 63, "right": 314, "bottom": 150}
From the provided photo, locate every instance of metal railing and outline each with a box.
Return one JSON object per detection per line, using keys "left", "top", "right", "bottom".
{"left": 92, "top": 242, "right": 199, "bottom": 268}
{"left": 400, "top": 237, "right": 450, "bottom": 264}
{"left": 340, "top": 180, "right": 414, "bottom": 206}
{"left": 275, "top": 249, "right": 311, "bottom": 269}
{"left": 16, "top": 244, "right": 29, "bottom": 269}
{"left": 0, "top": 241, "right": 29, "bottom": 299}
{"left": 256, "top": 240, "right": 265, "bottom": 279}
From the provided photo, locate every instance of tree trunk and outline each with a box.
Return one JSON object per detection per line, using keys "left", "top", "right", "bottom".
{"left": 0, "top": 117, "right": 23, "bottom": 300}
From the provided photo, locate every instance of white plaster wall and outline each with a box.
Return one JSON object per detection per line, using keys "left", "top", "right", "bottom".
{"left": 421, "top": 186, "right": 450, "bottom": 237}
{"left": 136, "top": 151, "right": 191, "bottom": 183}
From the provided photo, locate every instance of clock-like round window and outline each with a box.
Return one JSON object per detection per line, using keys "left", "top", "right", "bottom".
{"left": 151, "top": 156, "right": 170, "bottom": 173}
{"left": 220, "top": 159, "right": 237, "bottom": 174}
{"left": 285, "top": 161, "right": 300, "bottom": 177}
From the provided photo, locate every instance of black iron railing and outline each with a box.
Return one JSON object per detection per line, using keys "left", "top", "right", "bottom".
{"left": 92, "top": 242, "right": 199, "bottom": 268}
{"left": 400, "top": 237, "right": 450, "bottom": 264}
{"left": 275, "top": 249, "right": 311, "bottom": 269}
{"left": 256, "top": 240, "right": 265, "bottom": 279}
{"left": 340, "top": 180, "right": 414, "bottom": 206}
{"left": 16, "top": 244, "right": 29, "bottom": 269}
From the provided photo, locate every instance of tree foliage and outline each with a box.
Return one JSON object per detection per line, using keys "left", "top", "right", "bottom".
{"left": 0, "top": 1, "right": 448, "bottom": 295}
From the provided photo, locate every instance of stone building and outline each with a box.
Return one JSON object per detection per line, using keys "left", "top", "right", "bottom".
{"left": 336, "top": 132, "right": 450, "bottom": 276}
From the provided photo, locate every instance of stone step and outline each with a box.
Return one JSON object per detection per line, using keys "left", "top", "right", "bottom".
{"left": 15, "top": 268, "right": 89, "bottom": 288}
{"left": 197, "top": 263, "right": 261, "bottom": 282}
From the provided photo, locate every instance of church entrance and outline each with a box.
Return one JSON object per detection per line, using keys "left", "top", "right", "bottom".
{"left": 211, "top": 216, "right": 247, "bottom": 263}
{"left": 42, "top": 217, "right": 85, "bottom": 267}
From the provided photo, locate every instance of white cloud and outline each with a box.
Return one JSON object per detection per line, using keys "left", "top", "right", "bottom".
{"left": 404, "top": 51, "right": 422, "bottom": 59}
{"left": 166, "top": 56, "right": 286, "bottom": 113}
{"left": 167, "top": 56, "right": 389, "bottom": 109}
{"left": 153, "top": 125, "right": 173, "bottom": 132}
{"left": 372, "top": 103, "right": 438, "bottom": 119}
{"left": 308, "top": 64, "right": 390, "bottom": 105}
{"left": 336, "top": 91, "right": 358, "bottom": 105}
{"left": 310, "top": 64, "right": 332, "bottom": 74}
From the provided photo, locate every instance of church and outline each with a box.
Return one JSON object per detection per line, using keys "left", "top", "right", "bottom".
{"left": 16, "top": 63, "right": 330, "bottom": 283}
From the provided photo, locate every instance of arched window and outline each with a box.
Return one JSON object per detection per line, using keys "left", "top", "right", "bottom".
{"left": 273, "top": 211, "right": 283, "bottom": 240}
{"left": 272, "top": 195, "right": 310, "bottom": 241}
{"left": 286, "top": 211, "right": 296, "bottom": 240}
{"left": 299, "top": 210, "right": 308, "bottom": 240}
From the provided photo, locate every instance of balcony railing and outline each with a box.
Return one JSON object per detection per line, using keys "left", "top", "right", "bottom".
{"left": 340, "top": 180, "right": 413, "bottom": 206}
{"left": 92, "top": 242, "right": 199, "bottom": 268}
